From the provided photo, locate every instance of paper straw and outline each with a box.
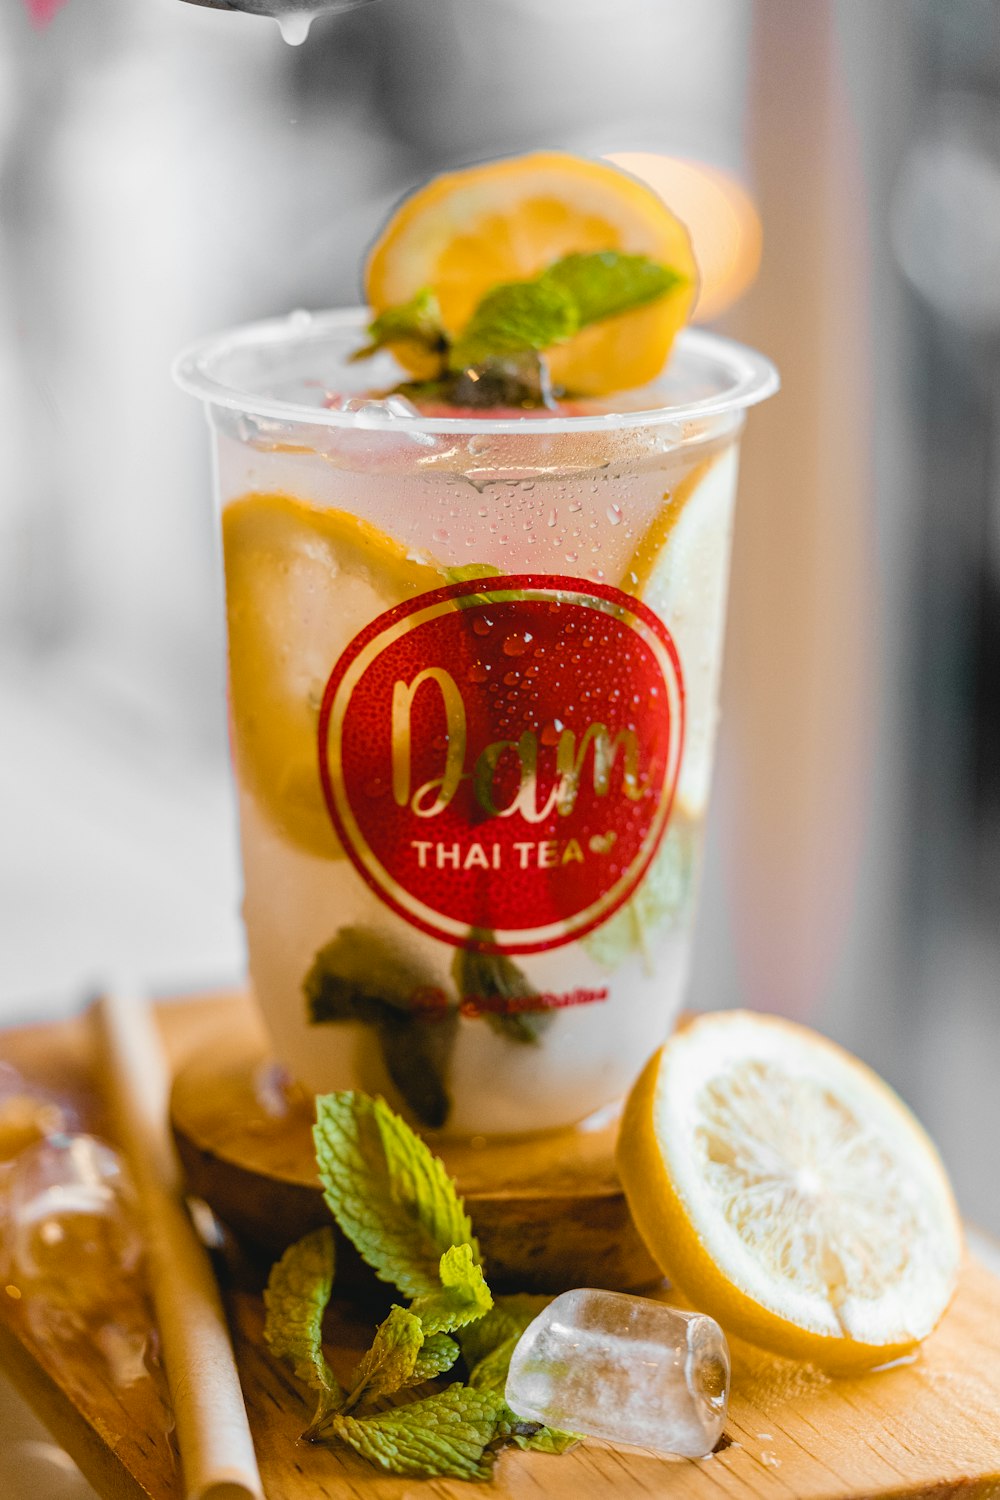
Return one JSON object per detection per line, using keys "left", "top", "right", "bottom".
{"left": 95, "top": 990, "right": 265, "bottom": 1500}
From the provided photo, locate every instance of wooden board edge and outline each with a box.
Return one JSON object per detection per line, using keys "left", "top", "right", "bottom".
{"left": 0, "top": 1319, "right": 159, "bottom": 1500}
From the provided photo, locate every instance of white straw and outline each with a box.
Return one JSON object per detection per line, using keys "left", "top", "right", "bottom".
{"left": 95, "top": 990, "right": 265, "bottom": 1500}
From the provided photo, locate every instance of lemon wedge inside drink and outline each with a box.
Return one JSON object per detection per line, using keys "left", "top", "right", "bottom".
{"left": 223, "top": 492, "right": 440, "bottom": 859}
{"left": 616, "top": 1011, "right": 963, "bottom": 1371}
{"left": 624, "top": 445, "right": 738, "bottom": 818}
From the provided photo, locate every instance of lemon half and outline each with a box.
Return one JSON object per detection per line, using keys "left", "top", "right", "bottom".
{"left": 617, "top": 1011, "right": 963, "bottom": 1371}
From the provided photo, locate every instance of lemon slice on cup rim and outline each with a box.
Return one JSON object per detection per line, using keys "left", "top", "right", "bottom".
{"left": 365, "top": 150, "right": 699, "bottom": 396}
{"left": 617, "top": 1011, "right": 963, "bottom": 1372}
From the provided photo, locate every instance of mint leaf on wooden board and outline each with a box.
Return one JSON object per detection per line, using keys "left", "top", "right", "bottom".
{"left": 542, "top": 251, "right": 684, "bottom": 328}
{"left": 263, "top": 1228, "right": 341, "bottom": 1420}
{"left": 453, "top": 942, "right": 553, "bottom": 1044}
{"left": 409, "top": 1244, "right": 493, "bottom": 1335}
{"left": 313, "top": 1092, "right": 479, "bottom": 1298}
{"left": 339, "top": 1306, "right": 425, "bottom": 1414}
{"left": 325, "top": 1384, "right": 506, "bottom": 1481}
{"left": 304, "top": 927, "right": 457, "bottom": 1129}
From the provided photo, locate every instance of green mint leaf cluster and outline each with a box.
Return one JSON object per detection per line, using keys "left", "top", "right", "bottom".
{"left": 265, "top": 1092, "right": 577, "bottom": 1480}
{"left": 353, "top": 248, "right": 684, "bottom": 404}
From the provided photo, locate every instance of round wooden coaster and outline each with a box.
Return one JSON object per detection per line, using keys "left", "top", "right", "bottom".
{"left": 169, "top": 999, "right": 661, "bottom": 1293}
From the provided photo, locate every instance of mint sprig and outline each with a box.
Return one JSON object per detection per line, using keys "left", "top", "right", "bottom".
{"left": 267, "top": 1093, "right": 579, "bottom": 1481}
{"left": 355, "top": 248, "right": 687, "bottom": 404}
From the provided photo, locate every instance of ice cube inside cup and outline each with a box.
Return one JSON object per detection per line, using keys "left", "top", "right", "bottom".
{"left": 505, "top": 1288, "right": 730, "bottom": 1459}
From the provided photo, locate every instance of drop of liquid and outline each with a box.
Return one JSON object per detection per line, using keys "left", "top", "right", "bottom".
{"left": 502, "top": 632, "right": 532, "bottom": 657}
{"left": 468, "top": 663, "right": 489, "bottom": 684}
{"left": 276, "top": 10, "right": 313, "bottom": 44}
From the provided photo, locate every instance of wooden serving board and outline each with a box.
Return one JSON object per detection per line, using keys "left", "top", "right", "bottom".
{"left": 169, "top": 993, "right": 661, "bottom": 1291}
{"left": 1, "top": 991, "right": 1000, "bottom": 1500}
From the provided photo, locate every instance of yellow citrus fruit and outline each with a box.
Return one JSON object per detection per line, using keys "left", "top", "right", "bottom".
{"left": 366, "top": 151, "right": 698, "bottom": 396}
{"left": 616, "top": 1011, "right": 963, "bottom": 1372}
{"left": 624, "top": 444, "right": 739, "bottom": 818}
{"left": 223, "top": 492, "right": 440, "bottom": 859}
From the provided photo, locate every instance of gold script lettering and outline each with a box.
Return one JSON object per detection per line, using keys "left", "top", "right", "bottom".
{"left": 391, "top": 668, "right": 467, "bottom": 818}
{"left": 555, "top": 724, "right": 646, "bottom": 815}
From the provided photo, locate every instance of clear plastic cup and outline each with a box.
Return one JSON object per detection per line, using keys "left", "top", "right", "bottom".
{"left": 175, "top": 311, "right": 777, "bottom": 1137}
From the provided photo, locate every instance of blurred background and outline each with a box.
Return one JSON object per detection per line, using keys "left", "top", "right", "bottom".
{"left": 1, "top": 0, "right": 998, "bottom": 1220}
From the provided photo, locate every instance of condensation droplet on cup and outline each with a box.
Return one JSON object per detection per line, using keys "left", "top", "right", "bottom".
{"left": 503, "top": 632, "right": 532, "bottom": 657}
{"left": 432, "top": 528, "right": 449, "bottom": 543}
{"left": 606, "top": 504, "right": 623, "bottom": 526}
{"left": 547, "top": 508, "right": 559, "bottom": 527}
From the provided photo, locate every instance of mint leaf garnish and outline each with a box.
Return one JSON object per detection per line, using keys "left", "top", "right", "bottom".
{"left": 582, "top": 819, "right": 695, "bottom": 970}
{"left": 354, "top": 248, "right": 684, "bottom": 404}
{"left": 409, "top": 1244, "right": 493, "bottom": 1335}
{"left": 263, "top": 1228, "right": 341, "bottom": 1420}
{"left": 543, "top": 251, "right": 684, "bottom": 328}
{"left": 453, "top": 943, "right": 553, "bottom": 1045}
{"left": 313, "top": 1092, "right": 479, "bottom": 1298}
{"left": 351, "top": 287, "right": 445, "bottom": 365}
{"left": 339, "top": 1306, "right": 424, "bottom": 1414}
{"left": 449, "top": 279, "right": 578, "bottom": 372}
{"left": 304, "top": 927, "right": 457, "bottom": 1128}
{"left": 326, "top": 1384, "right": 506, "bottom": 1480}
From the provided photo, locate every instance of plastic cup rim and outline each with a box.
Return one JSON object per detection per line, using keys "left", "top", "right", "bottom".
{"left": 172, "top": 307, "right": 779, "bottom": 436}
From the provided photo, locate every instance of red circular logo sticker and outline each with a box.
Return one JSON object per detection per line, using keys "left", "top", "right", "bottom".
{"left": 318, "top": 575, "right": 684, "bottom": 955}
